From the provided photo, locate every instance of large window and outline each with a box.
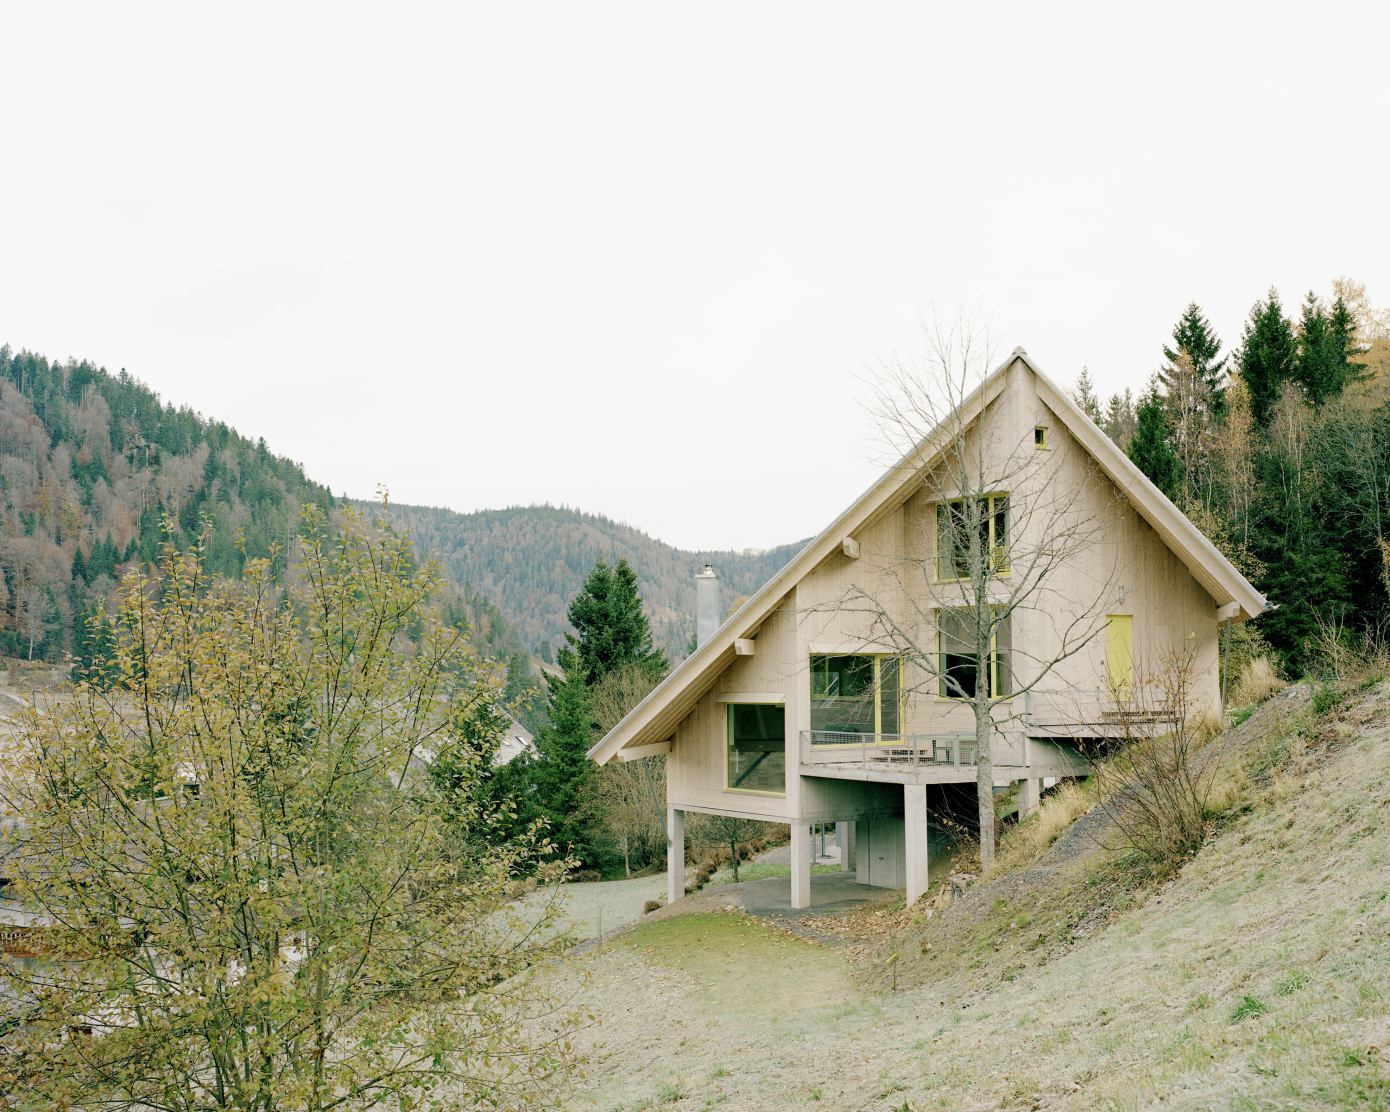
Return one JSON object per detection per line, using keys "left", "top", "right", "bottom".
{"left": 937, "top": 609, "right": 1012, "bottom": 699}
{"left": 726, "top": 703, "right": 785, "bottom": 795}
{"left": 936, "top": 494, "right": 1009, "bottom": 580}
{"left": 809, "top": 654, "right": 901, "bottom": 739}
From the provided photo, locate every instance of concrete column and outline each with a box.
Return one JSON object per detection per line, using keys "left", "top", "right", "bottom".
{"left": 1018, "top": 777, "right": 1041, "bottom": 820}
{"left": 904, "top": 784, "right": 929, "bottom": 906}
{"left": 667, "top": 807, "right": 685, "bottom": 905}
{"left": 838, "top": 821, "right": 856, "bottom": 874}
{"left": 790, "top": 822, "right": 812, "bottom": 909}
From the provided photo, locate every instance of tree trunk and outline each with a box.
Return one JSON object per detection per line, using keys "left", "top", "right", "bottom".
{"left": 622, "top": 833, "right": 630, "bottom": 878}
{"left": 729, "top": 839, "right": 739, "bottom": 882}
{"left": 975, "top": 697, "right": 994, "bottom": 868}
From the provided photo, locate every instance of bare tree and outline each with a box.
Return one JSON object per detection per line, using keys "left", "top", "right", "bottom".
{"left": 16, "top": 582, "right": 49, "bottom": 660}
{"left": 811, "top": 318, "right": 1113, "bottom": 867}
{"left": 1163, "top": 352, "right": 1218, "bottom": 512}
{"left": 589, "top": 663, "right": 666, "bottom": 876}
{"left": 1090, "top": 645, "right": 1218, "bottom": 870}
{"left": 688, "top": 813, "right": 768, "bottom": 883}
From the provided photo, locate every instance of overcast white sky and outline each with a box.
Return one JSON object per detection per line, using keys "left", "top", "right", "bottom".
{"left": 3, "top": 3, "right": 1388, "bottom": 551}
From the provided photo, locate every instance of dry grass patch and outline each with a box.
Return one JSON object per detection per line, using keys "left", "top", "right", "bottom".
{"left": 991, "top": 778, "right": 1095, "bottom": 877}
{"left": 1232, "top": 655, "right": 1283, "bottom": 707}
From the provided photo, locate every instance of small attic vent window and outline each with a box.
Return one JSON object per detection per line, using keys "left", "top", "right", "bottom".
{"left": 1034, "top": 425, "right": 1048, "bottom": 449}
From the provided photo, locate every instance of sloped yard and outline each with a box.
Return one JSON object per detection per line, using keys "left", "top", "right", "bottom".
{"left": 552, "top": 684, "right": 1390, "bottom": 1109}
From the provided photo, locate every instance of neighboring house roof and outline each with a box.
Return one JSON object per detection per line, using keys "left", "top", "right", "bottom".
{"left": 495, "top": 714, "right": 535, "bottom": 766}
{"left": 589, "top": 349, "right": 1267, "bottom": 767}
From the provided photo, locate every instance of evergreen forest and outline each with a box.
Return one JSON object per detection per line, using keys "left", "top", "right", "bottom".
{"left": 1079, "top": 279, "right": 1390, "bottom": 674}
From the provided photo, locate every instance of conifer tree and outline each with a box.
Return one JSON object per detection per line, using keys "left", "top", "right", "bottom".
{"left": 1102, "top": 388, "right": 1137, "bottom": 451}
{"left": 1295, "top": 291, "right": 1360, "bottom": 405}
{"left": 1237, "top": 289, "right": 1298, "bottom": 427}
{"left": 1128, "top": 387, "right": 1181, "bottom": 501}
{"left": 1162, "top": 302, "right": 1227, "bottom": 410}
{"left": 530, "top": 558, "right": 668, "bottom": 868}
{"left": 559, "top": 558, "right": 667, "bottom": 687}
{"left": 529, "top": 671, "right": 599, "bottom": 862}
{"left": 1073, "top": 367, "right": 1103, "bottom": 423}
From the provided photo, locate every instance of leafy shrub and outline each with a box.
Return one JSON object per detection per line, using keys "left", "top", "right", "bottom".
{"left": 1312, "top": 685, "right": 1345, "bottom": 717}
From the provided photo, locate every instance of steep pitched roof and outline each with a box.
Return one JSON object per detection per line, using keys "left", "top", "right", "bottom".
{"left": 589, "top": 350, "right": 1266, "bottom": 766}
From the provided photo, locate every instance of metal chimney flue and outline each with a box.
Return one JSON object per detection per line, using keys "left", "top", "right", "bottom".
{"left": 695, "top": 564, "right": 720, "bottom": 647}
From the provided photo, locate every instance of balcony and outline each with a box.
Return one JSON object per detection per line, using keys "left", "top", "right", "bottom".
{"left": 799, "top": 729, "right": 1026, "bottom": 783}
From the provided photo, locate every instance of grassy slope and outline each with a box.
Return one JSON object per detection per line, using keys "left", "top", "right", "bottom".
{"left": 556, "top": 685, "right": 1390, "bottom": 1111}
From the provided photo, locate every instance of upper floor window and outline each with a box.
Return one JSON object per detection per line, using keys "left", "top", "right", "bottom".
{"left": 809, "top": 654, "right": 901, "bottom": 740}
{"left": 936, "top": 493, "right": 1009, "bottom": 580}
{"left": 938, "top": 609, "right": 1012, "bottom": 699}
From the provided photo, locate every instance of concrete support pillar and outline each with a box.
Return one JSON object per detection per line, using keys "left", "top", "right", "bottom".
{"left": 790, "top": 822, "right": 812, "bottom": 909}
{"left": 838, "top": 821, "right": 856, "bottom": 874}
{"left": 666, "top": 807, "right": 685, "bottom": 905}
{"left": 1018, "top": 777, "right": 1041, "bottom": 820}
{"left": 904, "top": 784, "right": 929, "bottom": 906}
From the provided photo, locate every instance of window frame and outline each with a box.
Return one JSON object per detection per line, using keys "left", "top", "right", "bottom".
{"left": 936, "top": 608, "right": 1013, "bottom": 701}
{"left": 935, "top": 492, "right": 1010, "bottom": 582}
{"left": 1034, "top": 425, "right": 1049, "bottom": 450}
{"left": 724, "top": 702, "right": 787, "bottom": 797}
{"left": 808, "top": 653, "right": 903, "bottom": 744}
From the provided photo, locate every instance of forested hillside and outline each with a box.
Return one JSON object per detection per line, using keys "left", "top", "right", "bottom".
{"left": 0, "top": 346, "right": 337, "bottom": 662}
{"left": 370, "top": 503, "right": 807, "bottom": 660}
{"left": 1076, "top": 278, "right": 1390, "bottom": 674}
{"left": 0, "top": 347, "right": 537, "bottom": 690}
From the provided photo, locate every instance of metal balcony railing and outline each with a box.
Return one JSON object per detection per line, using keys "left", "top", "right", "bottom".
{"left": 800, "top": 729, "right": 985, "bottom": 771}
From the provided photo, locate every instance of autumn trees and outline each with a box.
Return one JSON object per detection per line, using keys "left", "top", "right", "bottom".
{"left": 0, "top": 509, "right": 574, "bottom": 1111}
{"left": 0, "top": 346, "right": 335, "bottom": 663}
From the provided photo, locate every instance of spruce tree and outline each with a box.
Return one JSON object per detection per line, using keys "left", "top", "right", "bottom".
{"left": 1296, "top": 291, "right": 1361, "bottom": 405}
{"left": 1073, "top": 367, "right": 1103, "bottom": 423}
{"left": 529, "top": 557, "right": 668, "bottom": 869}
{"left": 1237, "top": 289, "right": 1298, "bottom": 427}
{"left": 559, "top": 558, "right": 667, "bottom": 687}
{"left": 531, "top": 673, "right": 599, "bottom": 863}
{"left": 1102, "top": 388, "right": 1137, "bottom": 451}
{"left": 1128, "top": 388, "right": 1181, "bottom": 500}
{"left": 1162, "top": 302, "right": 1227, "bottom": 410}
{"left": 1295, "top": 292, "right": 1334, "bottom": 405}
{"left": 1329, "top": 294, "right": 1368, "bottom": 392}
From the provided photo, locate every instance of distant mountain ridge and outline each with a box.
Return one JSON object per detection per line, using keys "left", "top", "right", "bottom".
{"left": 0, "top": 346, "right": 537, "bottom": 686}
{"left": 366, "top": 502, "right": 807, "bottom": 660}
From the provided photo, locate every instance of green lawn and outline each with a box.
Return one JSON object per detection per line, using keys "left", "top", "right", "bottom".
{"left": 707, "top": 861, "right": 841, "bottom": 886}
{"left": 617, "top": 912, "right": 857, "bottom": 1018}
